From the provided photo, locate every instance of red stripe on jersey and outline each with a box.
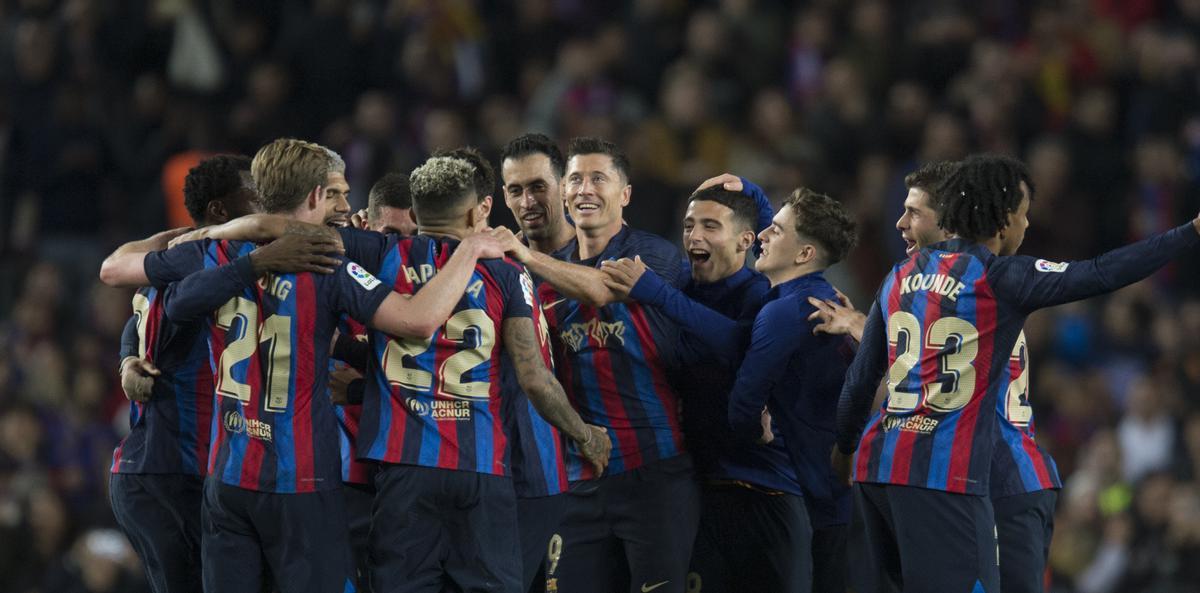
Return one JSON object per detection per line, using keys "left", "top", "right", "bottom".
{"left": 1021, "top": 433, "right": 1054, "bottom": 489}
{"left": 293, "top": 274, "right": 317, "bottom": 491}
{"left": 854, "top": 417, "right": 879, "bottom": 480}
{"left": 379, "top": 239, "right": 417, "bottom": 464}
{"left": 237, "top": 274, "right": 268, "bottom": 491}
{"left": 590, "top": 312, "right": 640, "bottom": 476}
{"left": 628, "top": 304, "right": 683, "bottom": 448}
{"left": 432, "top": 246, "right": 461, "bottom": 471}
{"left": 484, "top": 274, "right": 508, "bottom": 475}
{"left": 945, "top": 276, "right": 997, "bottom": 493}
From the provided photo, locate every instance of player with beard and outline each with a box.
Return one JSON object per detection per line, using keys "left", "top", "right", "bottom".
{"left": 497, "top": 133, "right": 576, "bottom": 592}
{"left": 496, "top": 137, "right": 698, "bottom": 593}
{"left": 359, "top": 172, "right": 417, "bottom": 236}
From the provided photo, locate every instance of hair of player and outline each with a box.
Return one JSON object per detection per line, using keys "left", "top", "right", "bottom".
{"left": 785, "top": 187, "right": 858, "bottom": 266}
{"left": 935, "top": 154, "right": 1035, "bottom": 242}
{"left": 367, "top": 172, "right": 412, "bottom": 220}
{"left": 322, "top": 147, "right": 346, "bottom": 175}
{"left": 435, "top": 146, "right": 495, "bottom": 202}
{"left": 183, "top": 154, "right": 252, "bottom": 225}
{"left": 904, "top": 161, "right": 958, "bottom": 196}
{"left": 408, "top": 156, "right": 477, "bottom": 222}
{"left": 500, "top": 133, "right": 565, "bottom": 178}
{"left": 567, "top": 136, "right": 630, "bottom": 182}
{"left": 688, "top": 187, "right": 759, "bottom": 234}
{"left": 251, "top": 138, "right": 330, "bottom": 213}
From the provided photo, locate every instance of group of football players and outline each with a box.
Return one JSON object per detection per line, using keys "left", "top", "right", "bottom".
{"left": 97, "top": 132, "right": 1200, "bottom": 593}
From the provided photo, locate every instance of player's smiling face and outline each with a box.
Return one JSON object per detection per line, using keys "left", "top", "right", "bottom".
{"left": 502, "top": 154, "right": 564, "bottom": 241}
{"left": 683, "top": 199, "right": 750, "bottom": 284}
{"left": 896, "top": 187, "right": 948, "bottom": 254}
{"left": 564, "top": 153, "right": 629, "bottom": 234}
{"left": 323, "top": 172, "right": 351, "bottom": 227}
{"left": 755, "top": 205, "right": 803, "bottom": 278}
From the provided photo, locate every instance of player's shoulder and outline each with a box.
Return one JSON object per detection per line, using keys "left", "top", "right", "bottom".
{"left": 618, "top": 227, "right": 681, "bottom": 259}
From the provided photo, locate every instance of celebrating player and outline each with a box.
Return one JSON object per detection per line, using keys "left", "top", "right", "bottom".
{"left": 498, "top": 137, "right": 699, "bottom": 593}
{"left": 108, "top": 155, "right": 261, "bottom": 593}
{"left": 835, "top": 153, "right": 1200, "bottom": 593}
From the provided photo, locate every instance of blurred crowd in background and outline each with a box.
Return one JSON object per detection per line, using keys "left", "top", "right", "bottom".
{"left": 1, "top": 0, "right": 1199, "bottom": 592}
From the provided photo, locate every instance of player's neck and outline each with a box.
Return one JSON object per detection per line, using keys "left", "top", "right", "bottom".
{"left": 767, "top": 262, "right": 822, "bottom": 288}
{"left": 529, "top": 220, "right": 575, "bottom": 255}
{"left": 418, "top": 223, "right": 470, "bottom": 241}
{"left": 576, "top": 220, "right": 622, "bottom": 260}
{"left": 980, "top": 235, "right": 1004, "bottom": 256}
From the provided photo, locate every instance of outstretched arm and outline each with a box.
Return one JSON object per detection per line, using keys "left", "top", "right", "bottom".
{"left": 994, "top": 220, "right": 1200, "bottom": 310}
{"left": 167, "top": 214, "right": 340, "bottom": 249}
{"left": 503, "top": 316, "right": 611, "bottom": 475}
{"left": 601, "top": 257, "right": 742, "bottom": 363}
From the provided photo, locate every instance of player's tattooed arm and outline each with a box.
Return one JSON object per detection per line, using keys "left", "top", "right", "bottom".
{"left": 369, "top": 232, "right": 508, "bottom": 339}
{"left": 503, "top": 316, "right": 611, "bottom": 475}
{"left": 492, "top": 227, "right": 622, "bottom": 308}
{"left": 167, "top": 214, "right": 342, "bottom": 250}
{"left": 99, "top": 227, "right": 193, "bottom": 287}
{"left": 807, "top": 288, "right": 866, "bottom": 343}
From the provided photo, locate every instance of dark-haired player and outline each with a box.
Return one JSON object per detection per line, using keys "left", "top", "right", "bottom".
{"left": 498, "top": 133, "right": 576, "bottom": 593}
{"left": 437, "top": 145, "right": 497, "bottom": 231}
{"left": 363, "top": 172, "right": 417, "bottom": 236}
{"left": 497, "top": 137, "right": 699, "bottom": 593}
{"left": 835, "top": 154, "right": 1200, "bottom": 593}
{"left": 101, "top": 138, "right": 509, "bottom": 593}
{"left": 108, "top": 154, "right": 262, "bottom": 593}
{"left": 605, "top": 187, "right": 859, "bottom": 593}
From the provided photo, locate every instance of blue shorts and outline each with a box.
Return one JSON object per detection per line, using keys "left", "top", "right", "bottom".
{"left": 201, "top": 478, "right": 355, "bottom": 593}
{"left": 517, "top": 494, "right": 568, "bottom": 593}
{"left": 994, "top": 489, "right": 1057, "bottom": 593}
{"left": 551, "top": 455, "right": 701, "bottom": 593}
{"left": 370, "top": 464, "right": 521, "bottom": 593}
{"left": 110, "top": 473, "right": 203, "bottom": 593}
{"left": 850, "top": 483, "right": 1000, "bottom": 593}
{"left": 688, "top": 483, "right": 812, "bottom": 593}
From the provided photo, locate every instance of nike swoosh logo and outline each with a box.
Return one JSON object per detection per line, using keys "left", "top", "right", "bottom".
{"left": 641, "top": 581, "right": 669, "bottom": 592}
{"left": 543, "top": 298, "right": 568, "bottom": 309}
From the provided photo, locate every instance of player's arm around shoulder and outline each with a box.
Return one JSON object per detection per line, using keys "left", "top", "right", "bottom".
{"left": 99, "top": 227, "right": 195, "bottom": 287}
{"left": 494, "top": 227, "right": 620, "bottom": 308}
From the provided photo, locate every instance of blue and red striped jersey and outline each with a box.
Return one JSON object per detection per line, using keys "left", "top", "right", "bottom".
{"left": 538, "top": 226, "right": 689, "bottom": 480}
{"left": 146, "top": 239, "right": 391, "bottom": 493}
{"left": 837, "top": 225, "right": 1200, "bottom": 495}
{"left": 990, "top": 332, "right": 1061, "bottom": 497}
{"left": 356, "top": 235, "right": 534, "bottom": 476}
{"left": 502, "top": 304, "right": 568, "bottom": 497}
{"left": 110, "top": 286, "right": 213, "bottom": 476}
{"left": 333, "top": 316, "right": 373, "bottom": 485}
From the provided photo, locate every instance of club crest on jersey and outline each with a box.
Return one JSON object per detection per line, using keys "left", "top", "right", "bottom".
{"left": 347, "top": 262, "right": 381, "bottom": 290}
{"left": 1034, "top": 259, "right": 1068, "bottom": 273}
{"left": 560, "top": 319, "right": 626, "bottom": 353}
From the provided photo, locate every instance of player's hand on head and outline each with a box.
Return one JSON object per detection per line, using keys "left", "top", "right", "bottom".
{"left": 250, "top": 233, "right": 344, "bottom": 275}
{"left": 328, "top": 364, "right": 363, "bottom": 406}
{"left": 695, "top": 173, "right": 743, "bottom": 194}
{"left": 351, "top": 209, "right": 370, "bottom": 230}
{"left": 120, "top": 357, "right": 160, "bottom": 402}
{"left": 579, "top": 424, "right": 611, "bottom": 475}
